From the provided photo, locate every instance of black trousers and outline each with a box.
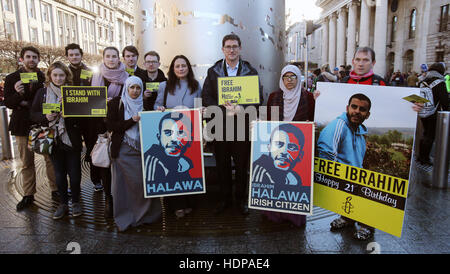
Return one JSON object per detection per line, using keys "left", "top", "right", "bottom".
{"left": 213, "top": 140, "right": 250, "bottom": 205}
{"left": 419, "top": 115, "right": 437, "bottom": 162}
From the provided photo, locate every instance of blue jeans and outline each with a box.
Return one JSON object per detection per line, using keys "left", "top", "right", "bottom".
{"left": 50, "top": 144, "right": 81, "bottom": 205}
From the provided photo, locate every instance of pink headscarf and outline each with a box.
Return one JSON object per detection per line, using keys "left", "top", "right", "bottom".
{"left": 91, "top": 62, "right": 129, "bottom": 98}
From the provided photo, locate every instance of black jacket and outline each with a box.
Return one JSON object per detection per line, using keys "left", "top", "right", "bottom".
{"left": 30, "top": 87, "right": 83, "bottom": 151}
{"left": 139, "top": 69, "right": 167, "bottom": 111}
{"left": 4, "top": 68, "right": 45, "bottom": 136}
{"left": 105, "top": 97, "right": 138, "bottom": 159}
{"left": 69, "top": 63, "right": 92, "bottom": 87}
{"left": 202, "top": 59, "right": 263, "bottom": 141}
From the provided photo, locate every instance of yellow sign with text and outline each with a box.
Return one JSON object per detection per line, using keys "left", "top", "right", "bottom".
{"left": 146, "top": 82, "right": 160, "bottom": 92}
{"left": 217, "top": 75, "right": 260, "bottom": 105}
{"left": 313, "top": 157, "right": 408, "bottom": 237}
{"left": 20, "top": 72, "right": 38, "bottom": 83}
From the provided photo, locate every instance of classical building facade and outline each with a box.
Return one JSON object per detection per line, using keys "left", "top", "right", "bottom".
{"left": 0, "top": 0, "right": 136, "bottom": 55}
{"left": 312, "top": 0, "right": 449, "bottom": 76}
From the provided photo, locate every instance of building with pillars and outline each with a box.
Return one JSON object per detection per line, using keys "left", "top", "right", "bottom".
{"left": 0, "top": 0, "right": 136, "bottom": 55}
{"left": 312, "top": 0, "right": 449, "bottom": 77}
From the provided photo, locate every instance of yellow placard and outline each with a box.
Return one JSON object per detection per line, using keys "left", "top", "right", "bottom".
{"left": 146, "top": 82, "right": 160, "bottom": 92}
{"left": 126, "top": 68, "right": 135, "bottom": 75}
{"left": 61, "top": 86, "right": 107, "bottom": 117}
{"left": 402, "top": 94, "right": 430, "bottom": 104}
{"left": 313, "top": 157, "right": 408, "bottom": 237}
{"left": 80, "top": 69, "right": 93, "bottom": 80}
{"left": 42, "top": 103, "right": 60, "bottom": 114}
{"left": 20, "top": 72, "right": 38, "bottom": 83}
{"left": 217, "top": 75, "right": 260, "bottom": 105}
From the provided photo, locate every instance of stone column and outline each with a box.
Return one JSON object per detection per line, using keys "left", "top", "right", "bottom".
{"left": 346, "top": 1, "right": 358, "bottom": 64}
{"left": 359, "top": 0, "right": 371, "bottom": 47}
{"left": 336, "top": 8, "right": 347, "bottom": 67}
{"left": 328, "top": 13, "right": 337, "bottom": 69}
{"left": 321, "top": 17, "right": 329, "bottom": 65}
{"left": 373, "top": 0, "right": 388, "bottom": 76}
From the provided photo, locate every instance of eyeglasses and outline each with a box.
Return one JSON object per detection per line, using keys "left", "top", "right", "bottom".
{"left": 282, "top": 75, "right": 298, "bottom": 81}
{"left": 145, "top": 61, "right": 159, "bottom": 64}
{"left": 223, "top": 45, "right": 240, "bottom": 51}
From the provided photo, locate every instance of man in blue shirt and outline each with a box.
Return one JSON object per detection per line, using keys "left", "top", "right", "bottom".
{"left": 317, "top": 93, "right": 374, "bottom": 240}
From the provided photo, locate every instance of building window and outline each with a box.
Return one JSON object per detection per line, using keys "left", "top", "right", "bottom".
{"left": 41, "top": 3, "right": 51, "bottom": 23}
{"left": 436, "top": 51, "right": 444, "bottom": 62}
{"left": 43, "top": 30, "right": 51, "bottom": 45}
{"left": 3, "top": 0, "right": 13, "bottom": 12}
{"left": 27, "top": 0, "right": 36, "bottom": 19}
{"left": 30, "top": 27, "right": 38, "bottom": 43}
{"left": 5, "top": 21, "right": 16, "bottom": 40}
{"left": 409, "top": 9, "right": 416, "bottom": 39}
{"left": 391, "top": 16, "right": 397, "bottom": 42}
{"left": 439, "top": 4, "right": 449, "bottom": 32}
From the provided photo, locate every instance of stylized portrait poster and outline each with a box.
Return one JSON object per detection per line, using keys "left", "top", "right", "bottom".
{"left": 139, "top": 109, "right": 206, "bottom": 198}
{"left": 248, "top": 121, "right": 314, "bottom": 215}
{"left": 314, "top": 82, "right": 420, "bottom": 237}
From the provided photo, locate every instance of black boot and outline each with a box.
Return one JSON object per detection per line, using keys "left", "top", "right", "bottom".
{"left": 104, "top": 195, "right": 113, "bottom": 218}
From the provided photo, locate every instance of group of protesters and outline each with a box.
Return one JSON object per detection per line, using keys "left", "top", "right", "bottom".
{"left": 3, "top": 32, "right": 448, "bottom": 241}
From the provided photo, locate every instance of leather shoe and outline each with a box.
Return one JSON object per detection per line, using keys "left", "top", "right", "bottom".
{"left": 16, "top": 195, "right": 34, "bottom": 211}
{"left": 214, "top": 201, "right": 230, "bottom": 215}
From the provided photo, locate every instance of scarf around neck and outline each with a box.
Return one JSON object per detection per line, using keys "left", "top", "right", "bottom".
{"left": 91, "top": 62, "right": 129, "bottom": 98}
{"left": 280, "top": 65, "right": 302, "bottom": 121}
{"left": 46, "top": 83, "right": 72, "bottom": 147}
{"left": 349, "top": 69, "right": 374, "bottom": 81}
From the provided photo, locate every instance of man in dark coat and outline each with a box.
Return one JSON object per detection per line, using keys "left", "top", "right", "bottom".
{"left": 4, "top": 46, "right": 56, "bottom": 210}
{"left": 202, "top": 34, "right": 263, "bottom": 215}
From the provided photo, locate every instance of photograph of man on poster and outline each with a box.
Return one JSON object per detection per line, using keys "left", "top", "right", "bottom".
{"left": 143, "top": 111, "right": 194, "bottom": 185}
{"left": 252, "top": 123, "right": 306, "bottom": 193}
{"left": 249, "top": 122, "right": 313, "bottom": 216}
{"left": 316, "top": 93, "right": 371, "bottom": 168}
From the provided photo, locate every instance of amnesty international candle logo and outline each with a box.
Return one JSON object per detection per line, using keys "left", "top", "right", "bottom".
{"left": 248, "top": 121, "right": 314, "bottom": 215}
{"left": 342, "top": 196, "right": 354, "bottom": 214}
{"left": 139, "top": 109, "right": 206, "bottom": 198}
{"left": 217, "top": 75, "right": 260, "bottom": 105}
{"left": 61, "top": 86, "right": 107, "bottom": 117}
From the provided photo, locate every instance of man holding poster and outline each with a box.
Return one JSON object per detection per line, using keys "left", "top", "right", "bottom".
{"left": 314, "top": 47, "right": 422, "bottom": 240}
{"left": 202, "top": 34, "right": 263, "bottom": 215}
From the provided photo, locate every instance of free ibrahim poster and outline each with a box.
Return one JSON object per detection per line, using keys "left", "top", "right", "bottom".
{"left": 248, "top": 121, "right": 314, "bottom": 215}
{"left": 139, "top": 109, "right": 206, "bottom": 198}
{"left": 314, "top": 82, "right": 420, "bottom": 237}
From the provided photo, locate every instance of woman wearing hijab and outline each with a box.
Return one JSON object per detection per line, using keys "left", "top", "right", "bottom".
{"left": 265, "top": 64, "right": 315, "bottom": 227}
{"left": 106, "top": 76, "right": 162, "bottom": 231}
{"left": 91, "top": 47, "right": 129, "bottom": 218}
{"left": 31, "top": 61, "right": 83, "bottom": 220}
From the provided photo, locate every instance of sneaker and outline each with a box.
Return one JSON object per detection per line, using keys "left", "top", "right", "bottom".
{"left": 72, "top": 203, "right": 82, "bottom": 217}
{"left": 67, "top": 188, "right": 72, "bottom": 197}
{"left": 93, "top": 183, "right": 104, "bottom": 192}
{"left": 16, "top": 195, "right": 34, "bottom": 211}
{"left": 53, "top": 204, "right": 69, "bottom": 220}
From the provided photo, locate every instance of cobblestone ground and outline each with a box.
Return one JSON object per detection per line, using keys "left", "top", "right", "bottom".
{"left": 0, "top": 153, "right": 449, "bottom": 254}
